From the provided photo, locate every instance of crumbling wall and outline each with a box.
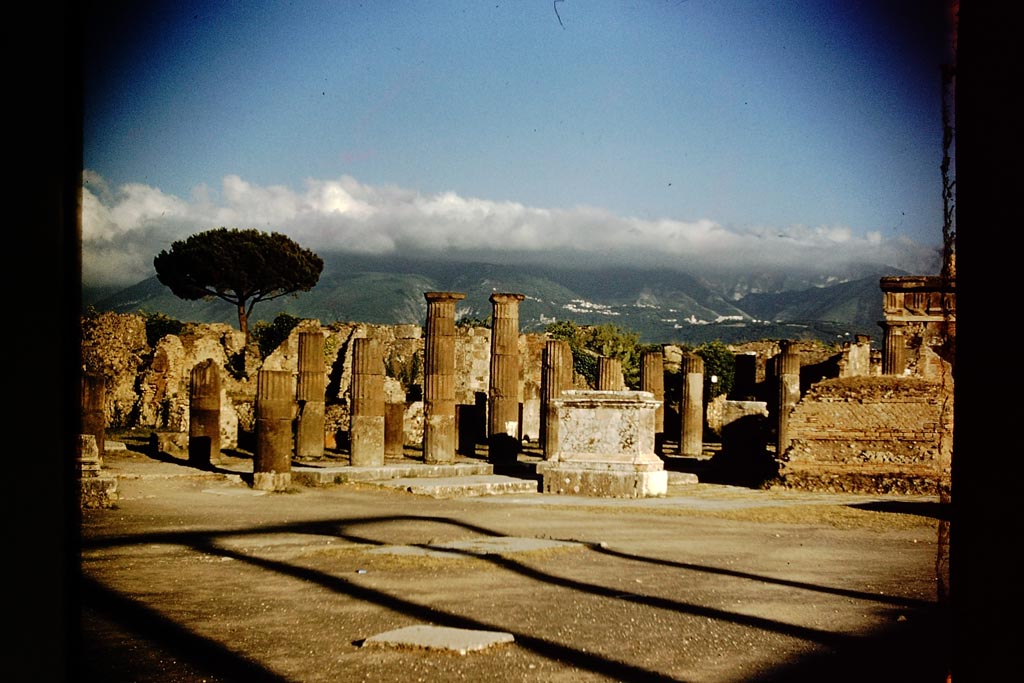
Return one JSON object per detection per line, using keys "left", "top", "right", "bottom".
{"left": 80, "top": 312, "right": 149, "bottom": 428}
{"left": 778, "top": 375, "right": 949, "bottom": 494}
{"left": 80, "top": 314, "right": 547, "bottom": 452}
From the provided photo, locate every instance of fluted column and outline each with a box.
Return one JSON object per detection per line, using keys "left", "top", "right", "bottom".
{"left": 423, "top": 292, "right": 465, "bottom": 464}
{"left": 295, "top": 330, "right": 326, "bottom": 458}
{"left": 350, "top": 338, "right": 385, "bottom": 467}
{"left": 541, "top": 339, "right": 573, "bottom": 460}
{"left": 80, "top": 372, "right": 106, "bottom": 462}
{"left": 188, "top": 359, "right": 221, "bottom": 467}
{"left": 882, "top": 324, "right": 906, "bottom": 376}
{"left": 488, "top": 293, "right": 525, "bottom": 466}
{"left": 596, "top": 357, "right": 625, "bottom": 391}
{"left": 640, "top": 350, "right": 665, "bottom": 455}
{"left": 680, "top": 353, "right": 704, "bottom": 456}
{"left": 776, "top": 341, "right": 801, "bottom": 456}
{"left": 254, "top": 369, "right": 294, "bottom": 491}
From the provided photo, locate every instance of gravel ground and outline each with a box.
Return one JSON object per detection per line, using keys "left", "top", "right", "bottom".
{"left": 74, "top": 441, "right": 952, "bottom": 682}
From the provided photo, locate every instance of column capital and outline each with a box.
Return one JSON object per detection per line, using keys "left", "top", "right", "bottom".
{"left": 425, "top": 291, "right": 466, "bottom": 303}
{"left": 489, "top": 292, "right": 525, "bottom": 304}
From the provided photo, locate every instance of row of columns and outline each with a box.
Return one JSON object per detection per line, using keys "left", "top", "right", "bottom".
{"left": 100, "top": 295, "right": 809, "bottom": 493}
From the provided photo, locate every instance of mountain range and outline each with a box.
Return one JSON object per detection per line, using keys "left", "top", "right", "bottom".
{"left": 82, "top": 251, "right": 921, "bottom": 347}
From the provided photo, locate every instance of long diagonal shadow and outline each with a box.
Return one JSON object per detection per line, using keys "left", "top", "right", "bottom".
{"left": 79, "top": 575, "right": 290, "bottom": 682}
{"left": 82, "top": 513, "right": 932, "bottom": 610}
{"left": 584, "top": 544, "right": 934, "bottom": 609}
{"left": 198, "top": 541, "right": 689, "bottom": 683}
{"left": 81, "top": 513, "right": 944, "bottom": 682}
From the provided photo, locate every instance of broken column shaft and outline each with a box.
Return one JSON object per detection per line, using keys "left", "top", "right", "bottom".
{"left": 295, "top": 330, "right": 326, "bottom": 459}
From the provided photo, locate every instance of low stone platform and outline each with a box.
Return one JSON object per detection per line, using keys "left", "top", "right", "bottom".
{"left": 536, "top": 461, "right": 668, "bottom": 498}
{"left": 290, "top": 461, "right": 494, "bottom": 487}
{"left": 368, "top": 474, "right": 540, "bottom": 498}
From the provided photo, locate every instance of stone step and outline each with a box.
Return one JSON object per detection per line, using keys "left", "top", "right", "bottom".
{"left": 290, "top": 461, "right": 493, "bottom": 487}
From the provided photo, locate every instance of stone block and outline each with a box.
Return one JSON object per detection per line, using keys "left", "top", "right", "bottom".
{"left": 540, "top": 390, "right": 666, "bottom": 497}
{"left": 537, "top": 461, "right": 667, "bottom": 498}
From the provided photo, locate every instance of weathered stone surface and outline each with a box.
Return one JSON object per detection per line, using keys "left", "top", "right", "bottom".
{"left": 779, "top": 376, "right": 947, "bottom": 494}
{"left": 539, "top": 390, "right": 666, "bottom": 498}
{"left": 423, "top": 292, "right": 464, "bottom": 464}
{"left": 80, "top": 476, "right": 119, "bottom": 509}
{"left": 537, "top": 463, "right": 668, "bottom": 498}
{"left": 362, "top": 625, "right": 514, "bottom": 654}
{"left": 80, "top": 312, "right": 149, "bottom": 429}
{"left": 77, "top": 434, "right": 102, "bottom": 477}
{"left": 880, "top": 275, "right": 955, "bottom": 381}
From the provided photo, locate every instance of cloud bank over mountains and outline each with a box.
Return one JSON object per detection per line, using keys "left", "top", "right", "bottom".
{"left": 81, "top": 171, "right": 941, "bottom": 288}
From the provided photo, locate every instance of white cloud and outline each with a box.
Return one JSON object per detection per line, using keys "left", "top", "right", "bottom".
{"left": 80, "top": 172, "right": 941, "bottom": 287}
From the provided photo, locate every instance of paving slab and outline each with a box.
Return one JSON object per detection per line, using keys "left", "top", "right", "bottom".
{"left": 361, "top": 625, "right": 515, "bottom": 654}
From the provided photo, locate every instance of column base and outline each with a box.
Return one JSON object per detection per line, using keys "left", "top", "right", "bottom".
{"left": 536, "top": 462, "right": 667, "bottom": 498}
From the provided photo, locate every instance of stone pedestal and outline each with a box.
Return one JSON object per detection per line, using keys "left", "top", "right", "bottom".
{"left": 536, "top": 390, "right": 666, "bottom": 498}
{"left": 78, "top": 434, "right": 118, "bottom": 508}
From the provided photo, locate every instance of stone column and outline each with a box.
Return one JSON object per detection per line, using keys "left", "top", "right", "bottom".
{"left": 679, "top": 353, "right": 704, "bottom": 457}
{"left": 776, "top": 341, "right": 802, "bottom": 456}
{"left": 423, "top": 292, "right": 465, "bottom": 464}
{"left": 80, "top": 372, "right": 106, "bottom": 462}
{"left": 350, "top": 338, "right": 385, "bottom": 467}
{"left": 188, "top": 359, "right": 221, "bottom": 467}
{"left": 488, "top": 293, "right": 525, "bottom": 466}
{"left": 640, "top": 350, "right": 665, "bottom": 455}
{"left": 254, "top": 369, "right": 294, "bottom": 491}
{"left": 882, "top": 324, "right": 906, "bottom": 375}
{"left": 384, "top": 401, "right": 406, "bottom": 457}
{"left": 295, "top": 330, "right": 326, "bottom": 458}
{"left": 596, "top": 357, "right": 625, "bottom": 391}
{"left": 541, "top": 339, "right": 573, "bottom": 460}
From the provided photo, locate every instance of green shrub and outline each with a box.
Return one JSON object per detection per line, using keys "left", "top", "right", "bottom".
{"left": 251, "top": 313, "right": 302, "bottom": 358}
{"left": 142, "top": 312, "right": 185, "bottom": 348}
{"left": 545, "top": 320, "right": 648, "bottom": 389}
{"left": 695, "top": 340, "right": 735, "bottom": 398}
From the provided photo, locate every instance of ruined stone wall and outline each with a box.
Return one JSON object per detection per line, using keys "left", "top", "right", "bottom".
{"left": 138, "top": 324, "right": 246, "bottom": 448}
{"left": 80, "top": 312, "right": 149, "bottom": 428}
{"left": 779, "top": 376, "right": 950, "bottom": 494}
{"left": 454, "top": 326, "right": 490, "bottom": 406}
{"left": 80, "top": 314, "right": 552, "bottom": 451}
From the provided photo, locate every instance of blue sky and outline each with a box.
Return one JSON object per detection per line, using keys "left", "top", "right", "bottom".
{"left": 80, "top": 0, "right": 952, "bottom": 287}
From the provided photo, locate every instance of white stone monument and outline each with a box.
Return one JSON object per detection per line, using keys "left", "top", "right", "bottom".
{"left": 536, "top": 390, "right": 667, "bottom": 497}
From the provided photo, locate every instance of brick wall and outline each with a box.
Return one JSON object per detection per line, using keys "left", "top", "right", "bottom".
{"left": 779, "top": 375, "right": 949, "bottom": 494}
